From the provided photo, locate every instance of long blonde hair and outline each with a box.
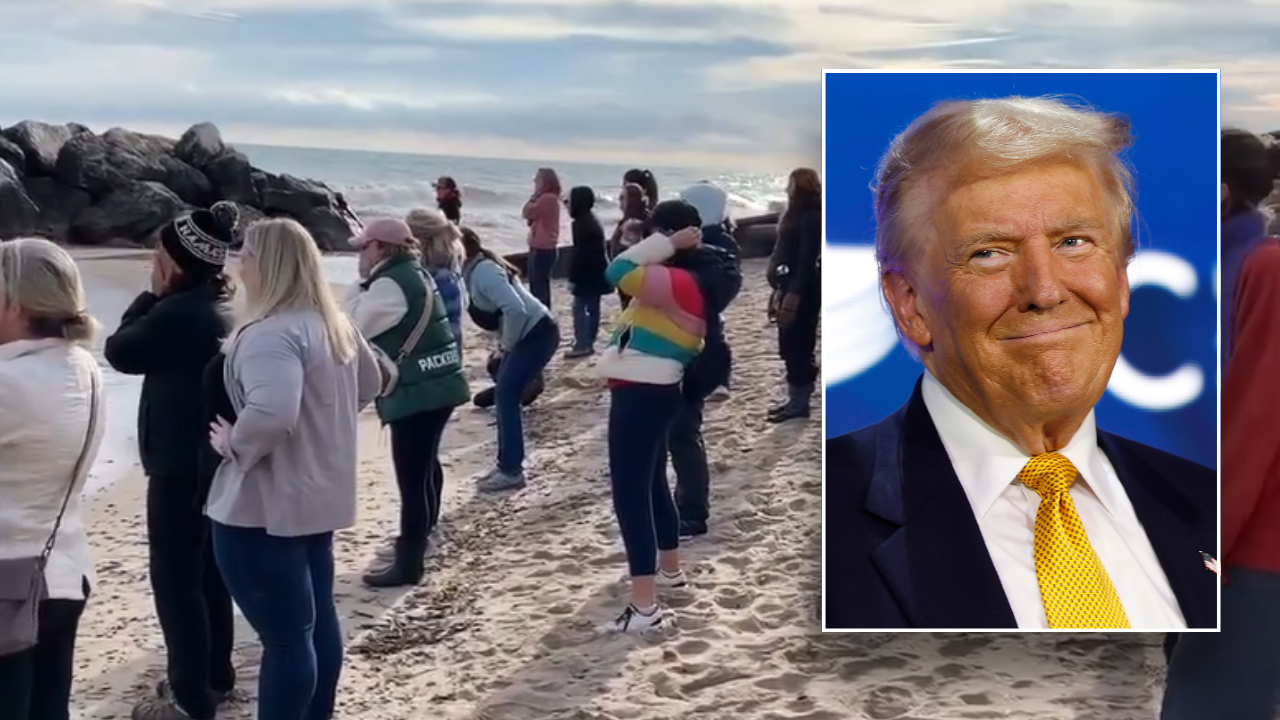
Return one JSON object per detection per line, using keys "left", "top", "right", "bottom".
{"left": 405, "top": 208, "right": 464, "bottom": 272}
{"left": 0, "top": 237, "right": 99, "bottom": 344}
{"left": 231, "top": 218, "right": 358, "bottom": 363}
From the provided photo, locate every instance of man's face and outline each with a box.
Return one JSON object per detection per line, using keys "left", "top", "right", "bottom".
{"left": 887, "top": 161, "right": 1130, "bottom": 420}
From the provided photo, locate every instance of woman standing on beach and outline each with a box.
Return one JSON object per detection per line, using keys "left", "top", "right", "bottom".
{"left": 434, "top": 176, "right": 462, "bottom": 224}
{"left": 406, "top": 208, "right": 467, "bottom": 353}
{"left": 566, "top": 185, "right": 610, "bottom": 358}
{"left": 0, "top": 238, "right": 105, "bottom": 720}
{"left": 102, "top": 203, "right": 242, "bottom": 720}
{"left": 611, "top": 183, "right": 652, "bottom": 311}
{"left": 766, "top": 167, "right": 822, "bottom": 423}
{"left": 622, "top": 168, "right": 659, "bottom": 208}
{"left": 461, "top": 227, "right": 559, "bottom": 492}
{"left": 522, "top": 167, "right": 562, "bottom": 310}
{"left": 597, "top": 199, "right": 741, "bottom": 633}
{"left": 206, "top": 218, "right": 382, "bottom": 720}
{"left": 344, "top": 218, "right": 470, "bottom": 588}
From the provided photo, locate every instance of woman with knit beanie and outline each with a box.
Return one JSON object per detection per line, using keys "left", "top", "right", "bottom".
{"left": 102, "top": 202, "right": 243, "bottom": 720}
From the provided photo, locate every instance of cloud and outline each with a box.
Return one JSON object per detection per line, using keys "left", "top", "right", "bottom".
{"left": 0, "top": 0, "right": 1278, "bottom": 171}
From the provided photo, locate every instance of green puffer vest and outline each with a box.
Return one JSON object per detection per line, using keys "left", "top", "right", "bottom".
{"left": 366, "top": 255, "right": 470, "bottom": 423}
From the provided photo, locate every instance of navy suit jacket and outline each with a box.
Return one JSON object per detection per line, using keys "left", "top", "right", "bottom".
{"left": 824, "top": 377, "right": 1218, "bottom": 630}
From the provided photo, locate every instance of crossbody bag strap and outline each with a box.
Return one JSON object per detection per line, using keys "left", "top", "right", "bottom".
{"left": 394, "top": 270, "right": 435, "bottom": 365}
{"left": 40, "top": 364, "right": 101, "bottom": 561}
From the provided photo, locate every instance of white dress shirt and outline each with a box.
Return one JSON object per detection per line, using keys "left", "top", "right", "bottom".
{"left": 920, "top": 371, "right": 1186, "bottom": 630}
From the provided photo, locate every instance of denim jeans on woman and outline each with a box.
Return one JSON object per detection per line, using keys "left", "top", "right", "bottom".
{"left": 571, "top": 294, "right": 602, "bottom": 352}
{"left": 527, "top": 248, "right": 558, "bottom": 309}
{"left": 495, "top": 317, "right": 560, "bottom": 474}
{"left": 608, "top": 382, "right": 684, "bottom": 577}
{"left": 212, "top": 523, "right": 342, "bottom": 720}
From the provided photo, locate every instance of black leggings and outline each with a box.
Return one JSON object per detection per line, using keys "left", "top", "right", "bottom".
{"left": 778, "top": 284, "right": 820, "bottom": 387}
{"left": 608, "top": 382, "right": 683, "bottom": 577}
{"left": 389, "top": 406, "right": 455, "bottom": 545}
{"left": 147, "top": 476, "right": 236, "bottom": 719}
{"left": 0, "top": 583, "right": 89, "bottom": 720}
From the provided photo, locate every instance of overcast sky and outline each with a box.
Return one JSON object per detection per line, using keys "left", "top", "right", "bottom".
{"left": 1, "top": 0, "right": 1278, "bottom": 171}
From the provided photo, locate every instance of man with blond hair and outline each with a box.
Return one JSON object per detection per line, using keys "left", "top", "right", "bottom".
{"left": 823, "top": 96, "right": 1216, "bottom": 631}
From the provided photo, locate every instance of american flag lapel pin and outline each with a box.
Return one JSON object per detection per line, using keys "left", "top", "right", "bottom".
{"left": 1199, "top": 551, "right": 1219, "bottom": 575}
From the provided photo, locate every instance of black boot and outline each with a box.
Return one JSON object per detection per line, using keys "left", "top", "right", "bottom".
{"left": 767, "top": 383, "right": 812, "bottom": 423}
{"left": 362, "top": 537, "right": 426, "bottom": 588}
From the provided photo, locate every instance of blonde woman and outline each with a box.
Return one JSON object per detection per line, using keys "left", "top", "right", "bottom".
{"left": 405, "top": 208, "right": 466, "bottom": 350}
{"left": 206, "top": 218, "right": 382, "bottom": 719}
{"left": 0, "top": 238, "right": 105, "bottom": 720}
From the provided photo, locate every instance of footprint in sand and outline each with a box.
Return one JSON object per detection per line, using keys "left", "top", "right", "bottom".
{"left": 862, "top": 684, "right": 916, "bottom": 719}
{"left": 713, "top": 587, "right": 752, "bottom": 610}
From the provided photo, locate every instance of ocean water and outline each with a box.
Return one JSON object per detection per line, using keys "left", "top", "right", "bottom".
{"left": 83, "top": 145, "right": 786, "bottom": 495}
{"left": 240, "top": 144, "right": 788, "bottom": 254}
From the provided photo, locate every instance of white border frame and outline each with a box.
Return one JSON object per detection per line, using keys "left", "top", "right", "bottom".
{"left": 819, "top": 67, "right": 1224, "bottom": 634}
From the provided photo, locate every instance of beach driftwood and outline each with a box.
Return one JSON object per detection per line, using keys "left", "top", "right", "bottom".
{"left": 0, "top": 120, "right": 354, "bottom": 250}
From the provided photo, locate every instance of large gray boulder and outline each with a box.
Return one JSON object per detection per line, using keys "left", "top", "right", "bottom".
{"left": 205, "top": 149, "right": 259, "bottom": 205}
{"left": 55, "top": 130, "right": 212, "bottom": 205}
{"left": 174, "top": 122, "right": 226, "bottom": 170}
{"left": 0, "top": 160, "right": 39, "bottom": 240}
{"left": 255, "top": 172, "right": 354, "bottom": 250}
{"left": 1, "top": 121, "right": 78, "bottom": 176}
{"left": 24, "top": 177, "right": 92, "bottom": 242}
{"left": 0, "top": 135, "right": 24, "bottom": 175}
{"left": 69, "top": 181, "right": 189, "bottom": 246}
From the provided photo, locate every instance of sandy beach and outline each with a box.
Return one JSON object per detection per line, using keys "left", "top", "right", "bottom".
{"left": 65, "top": 251, "right": 1170, "bottom": 720}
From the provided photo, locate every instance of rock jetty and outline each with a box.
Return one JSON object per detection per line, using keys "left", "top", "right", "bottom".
{"left": 0, "top": 120, "right": 355, "bottom": 249}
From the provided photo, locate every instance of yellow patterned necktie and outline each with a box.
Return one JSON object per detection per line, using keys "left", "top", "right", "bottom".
{"left": 1016, "top": 452, "right": 1130, "bottom": 629}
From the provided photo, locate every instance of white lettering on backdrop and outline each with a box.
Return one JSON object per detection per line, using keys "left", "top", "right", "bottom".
{"left": 822, "top": 245, "right": 1211, "bottom": 413}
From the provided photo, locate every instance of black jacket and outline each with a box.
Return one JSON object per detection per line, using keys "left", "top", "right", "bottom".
{"left": 103, "top": 282, "right": 230, "bottom": 488}
{"left": 767, "top": 201, "right": 821, "bottom": 295}
{"left": 567, "top": 187, "right": 611, "bottom": 296}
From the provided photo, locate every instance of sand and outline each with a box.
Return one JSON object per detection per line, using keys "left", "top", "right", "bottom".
{"left": 63, "top": 250, "right": 1170, "bottom": 720}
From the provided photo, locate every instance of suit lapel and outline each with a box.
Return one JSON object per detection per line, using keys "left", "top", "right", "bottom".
{"left": 1097, "top": 432, "right": 1216, "bottom": 628}
{"left": 865, "top": 377, "right": 1017, "bottom": 628}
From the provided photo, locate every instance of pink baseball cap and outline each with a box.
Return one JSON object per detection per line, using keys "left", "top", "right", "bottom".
{"left": 351, "top": 217, "right": 415, "bottom": 248}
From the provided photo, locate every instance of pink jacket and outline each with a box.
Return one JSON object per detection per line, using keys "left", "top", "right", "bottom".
{"left": 523, "top": 193, "right": 561, "bottom": 250}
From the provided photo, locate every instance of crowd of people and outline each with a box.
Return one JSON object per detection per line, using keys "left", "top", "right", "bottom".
{"left": 0, "top": 163, "right": 822, "bottom": 719}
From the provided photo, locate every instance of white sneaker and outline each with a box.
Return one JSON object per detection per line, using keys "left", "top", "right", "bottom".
{"left": 608, "top": 603, "right": 666, "bottom": 633}
{"left": 657, "top": 569, "right": 688, "bottom": 590}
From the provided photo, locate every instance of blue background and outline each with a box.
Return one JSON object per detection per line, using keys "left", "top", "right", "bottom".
{"left": 823, "top": 72, "right": 1218, "bottom": 469}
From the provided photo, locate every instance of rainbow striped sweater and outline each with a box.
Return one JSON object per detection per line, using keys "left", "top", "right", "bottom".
{"left": 594, "top": 232, "right": 707, "bottom": 386}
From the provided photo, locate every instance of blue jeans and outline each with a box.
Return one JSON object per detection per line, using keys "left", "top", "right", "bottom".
{"left": 1160, "top": 566, "right": 1280, "bottom": 720}
{"left": 608, "top": 382, "right": 683, "bottom": 577}
{"left": 527, "top": 248, "right": 558, "bottom": 310}
{"left": 495, "top": 317, "right": 560, "bottom": 474}
{"left": 211, "top": 524, "right": 343, "bottom": 720}
{"left": 571, "top": 294, "right": 602, "bottom": 351}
